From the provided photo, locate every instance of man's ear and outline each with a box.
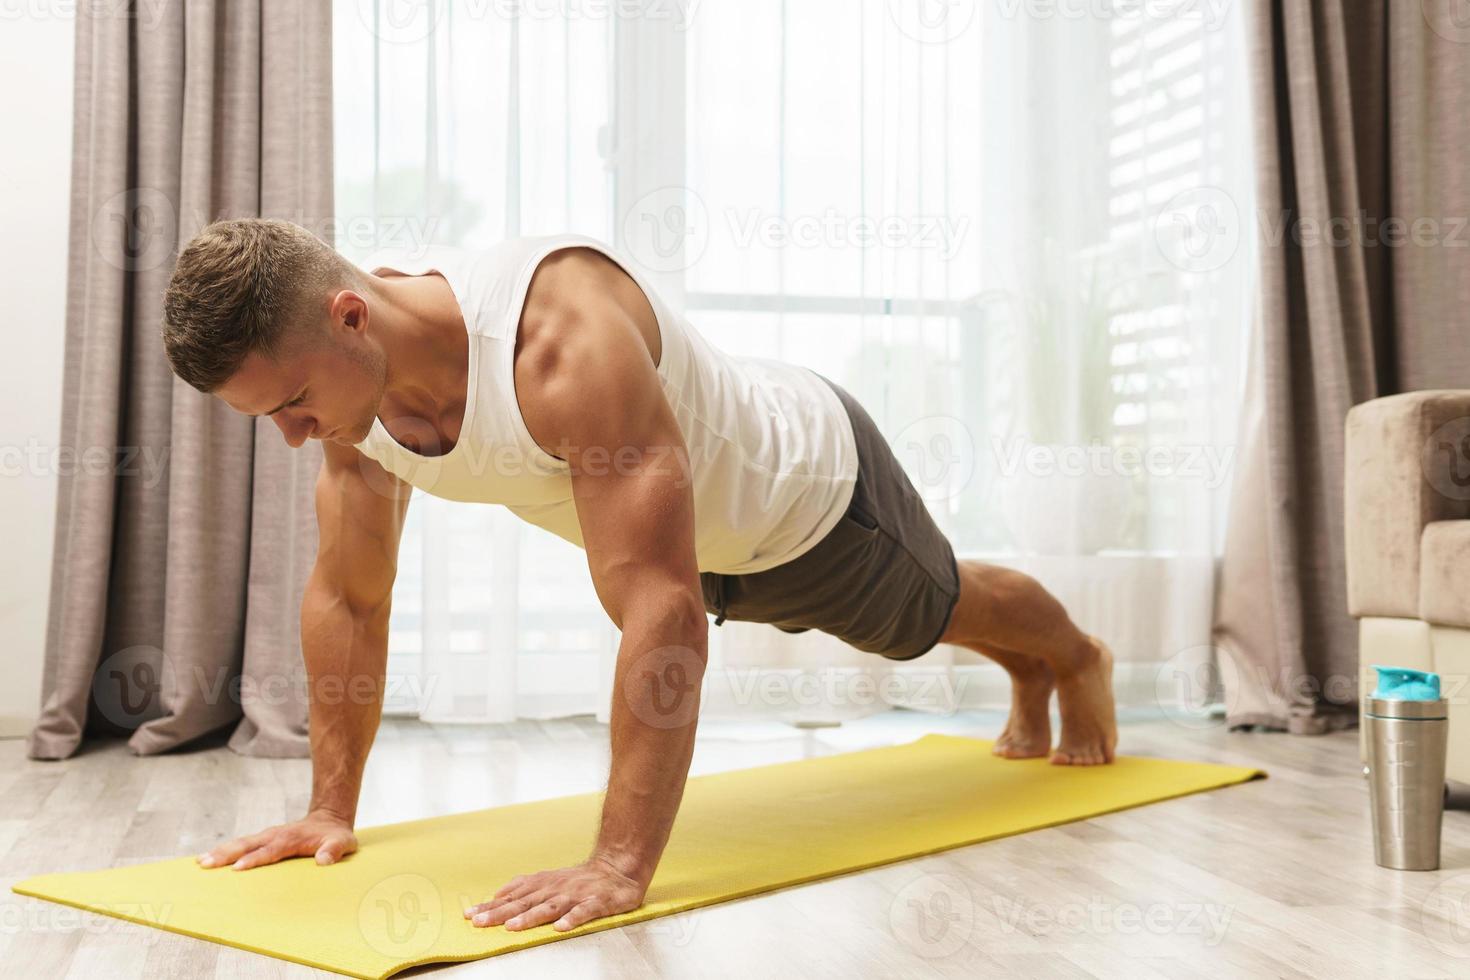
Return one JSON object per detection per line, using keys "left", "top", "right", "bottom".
{"left": 329, "top": 289, "right": 368, "bottom": 335}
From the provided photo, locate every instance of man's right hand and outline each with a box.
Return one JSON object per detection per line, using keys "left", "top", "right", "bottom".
{"left": 197, "top": 810, "right": 358, "bottom": 870}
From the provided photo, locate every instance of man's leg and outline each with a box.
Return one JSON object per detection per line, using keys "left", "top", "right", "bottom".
{"left": 936, "top": 561, "right": 1117, "bottom": 765}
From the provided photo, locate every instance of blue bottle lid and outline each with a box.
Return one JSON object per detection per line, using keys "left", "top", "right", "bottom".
{"left": 1370, "top": 665, "right": 1442, "bottom": 701}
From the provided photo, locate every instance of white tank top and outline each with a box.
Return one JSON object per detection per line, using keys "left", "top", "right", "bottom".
{"left": 352, "top": 233, "right": 858, "bottom": 575}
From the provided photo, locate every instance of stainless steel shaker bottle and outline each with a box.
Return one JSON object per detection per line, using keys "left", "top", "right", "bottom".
{"left": 1364, "top": 664, "right": 1449, "bottom": 871}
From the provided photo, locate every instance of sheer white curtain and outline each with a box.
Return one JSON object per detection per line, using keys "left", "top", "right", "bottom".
{"left": 332, "top": 0, "right": 1256, "bottom": 723}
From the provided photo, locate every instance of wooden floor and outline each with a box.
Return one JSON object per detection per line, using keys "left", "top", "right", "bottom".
{"left": 3, "top": 708, "right": 1469, "bottom": 979}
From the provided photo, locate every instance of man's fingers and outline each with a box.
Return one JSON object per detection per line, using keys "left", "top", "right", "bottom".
{"left": 463, "top": 898, "right": 507, "bottom": 919}
{"left": 470, "top": 894, "right": 539, "bottom": 927}
{"left": 199, "top": 819, "right": 355, "bottom": 872}
{"left": 501, "top": 879, "right": 542, "bottom": 904}
{"left": 466, "top": 864, "right": 647, "bottom": 931}
{"left": 198, "top": 831, "right": 269, "bottom": 869}
{"left": 554, "top": 898, "right": 607, "bottom": 932}
{"left": 466, "top": 877, "right": 537, "bottom": 919}
{"left": 228, "top": 846, "right": 273, "bottom": 871}
{"left": 493, "top": 873, "right": 538, "bottom": 899}
{"left": 315, "top": 830, "right": 355, "bottom": 865}
{"left": 494, "top": 874, "right": 527, "bottom": 896}
{"left": 482, "top": 894, "right": 539, "bottom": 926}
{"left": 506, "top": 896, "right": 572, "bottom": 931}
{"left": 231, "top": 837, "right": 301, "bottom": 870}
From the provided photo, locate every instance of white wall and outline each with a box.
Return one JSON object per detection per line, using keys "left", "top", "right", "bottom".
{"left": 0, "top": 11, "right": 74, "bottom": 736}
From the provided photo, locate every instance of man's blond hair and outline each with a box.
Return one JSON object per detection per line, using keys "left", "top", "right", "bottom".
{"left": 162, "top": 218, "right": 363, "bottom": 392}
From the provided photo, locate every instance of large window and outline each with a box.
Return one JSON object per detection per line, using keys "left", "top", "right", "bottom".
{"left": 335, "top": 1, "right": 1255, "bottom": 719}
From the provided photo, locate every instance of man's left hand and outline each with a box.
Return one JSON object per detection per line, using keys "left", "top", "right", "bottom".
{"left": 465, "top": 857, "right": 648, "bottom": 932}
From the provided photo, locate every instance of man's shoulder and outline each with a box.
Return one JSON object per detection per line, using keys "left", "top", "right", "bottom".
{"left": 512, "top": 267, "right": 664, "bottom": 456}
{"left": 517, "top": 244, "right": 634, "bottom": 345}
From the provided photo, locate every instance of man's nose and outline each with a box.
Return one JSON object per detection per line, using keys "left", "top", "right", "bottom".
{"left": 271, "top": 412, "right": 312, "bottom": 449}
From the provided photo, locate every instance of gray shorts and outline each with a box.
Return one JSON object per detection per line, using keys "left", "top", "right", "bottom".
{"left": 699, "top": 374, "right": 962, "bottom": 661}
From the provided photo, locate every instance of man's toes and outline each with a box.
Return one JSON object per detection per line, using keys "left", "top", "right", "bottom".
{"left": 994, "top": 740, "right": 1048, "bottom": 759}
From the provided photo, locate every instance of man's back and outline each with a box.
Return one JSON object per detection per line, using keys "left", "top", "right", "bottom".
{"left": 351, "top": 233, "right": 858, "bottom": 575}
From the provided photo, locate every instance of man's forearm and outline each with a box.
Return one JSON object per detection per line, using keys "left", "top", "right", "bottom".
{"left": 591, "top": 596, "right": 709, "bottom": 884}
{"left": 302, "top": 583, "right": 390, "bottom": 825}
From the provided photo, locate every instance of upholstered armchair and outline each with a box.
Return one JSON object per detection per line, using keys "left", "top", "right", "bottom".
{"left": 1345, "top": 391, "right": 1470, "bottom": 783}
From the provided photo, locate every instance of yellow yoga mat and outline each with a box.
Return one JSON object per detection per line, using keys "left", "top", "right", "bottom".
{"left": 13, "top": 734, "right": 1262, "bottom": 978}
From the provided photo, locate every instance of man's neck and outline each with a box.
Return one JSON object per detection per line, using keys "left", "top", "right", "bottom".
{"left": 371, "top": 271, "right": 470, "bottom": 448}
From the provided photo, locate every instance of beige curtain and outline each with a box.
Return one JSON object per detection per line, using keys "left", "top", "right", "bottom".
{"left": 27, "top": 1, "right": 332, "bottom": 760}
{"left": 1215, "top": 0, "right": 1470, "bottom": 733}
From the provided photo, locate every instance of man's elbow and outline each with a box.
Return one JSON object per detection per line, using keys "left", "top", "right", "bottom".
{"left": 667, "top": 588, "right": 710, "bottom": 643}
{"left": 628, "top": 585, "right": 709, "bottom": 650}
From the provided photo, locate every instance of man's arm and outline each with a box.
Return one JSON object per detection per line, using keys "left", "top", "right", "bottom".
{"left": 301, "top": 440, "right": 412, "bottom": 828}
{"left": 465, "top": 268, "right": 707, "bottom": 932}
{"left": 198, "top": 440, "right": 411, "bottom": 870}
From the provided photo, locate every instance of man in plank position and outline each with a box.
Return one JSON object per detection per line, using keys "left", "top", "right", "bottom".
{"left": 163, "top": 218, "right": 1117, "bottom": 935}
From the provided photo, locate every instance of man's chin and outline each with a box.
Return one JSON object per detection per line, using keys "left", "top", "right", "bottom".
{"left": 339, "top": 420, "right": 372, "bottom": 445}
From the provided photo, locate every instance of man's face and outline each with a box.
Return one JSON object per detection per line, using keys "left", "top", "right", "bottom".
{"left": 215, "top": 318, "right": 386, "bottom": 449}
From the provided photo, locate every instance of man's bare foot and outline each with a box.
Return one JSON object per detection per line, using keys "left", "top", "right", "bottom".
{"left": 993, "top": 661, "right": 1054, "bottom": 759}
{"left": 1051, "top": 637, "right": 1117, "bottom": 766}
